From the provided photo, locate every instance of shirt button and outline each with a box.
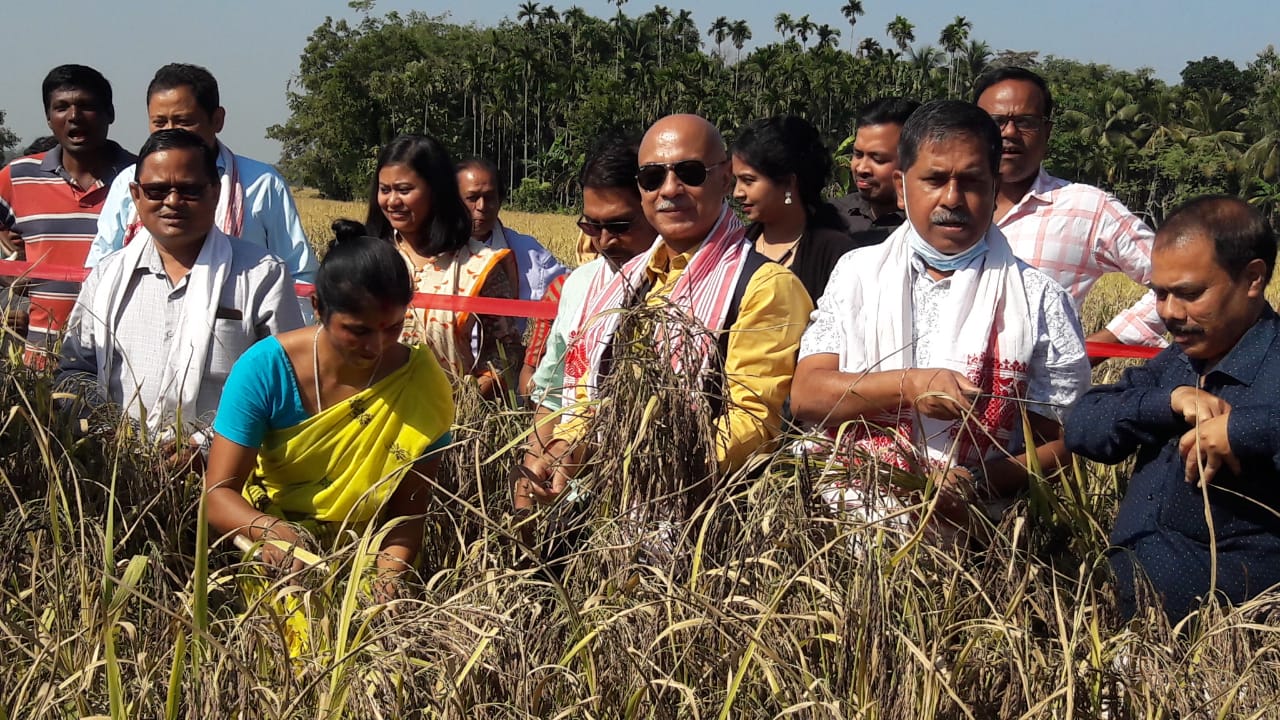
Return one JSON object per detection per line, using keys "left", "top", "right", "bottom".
{"left": 165, "top": 331, "right": 174, "bottom": 340}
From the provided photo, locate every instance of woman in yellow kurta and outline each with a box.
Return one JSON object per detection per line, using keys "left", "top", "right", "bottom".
{"left": 365, "top": 134, "right": 523, "bottom": 397}
{"left": 204, "top": 220, "right": 455, "bottom": 592}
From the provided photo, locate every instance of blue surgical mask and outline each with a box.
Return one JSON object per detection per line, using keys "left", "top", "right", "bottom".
{"left": 903, "top": 191, "right": 988, "bottom": 272}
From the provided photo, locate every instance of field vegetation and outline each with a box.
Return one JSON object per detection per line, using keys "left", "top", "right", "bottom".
{"left": 4, "top": 197, "right": 1280, "bottom": 718}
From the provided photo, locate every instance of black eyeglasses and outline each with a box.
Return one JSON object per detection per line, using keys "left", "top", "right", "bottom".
{"left": 133, "top": 182, "right": 208, "bottom": 202}
{"left": 636, "top": 159, "right": 727, "bottom": 192}
{"left": 989, "top": 114, "right": 1048, "bottom": 133}
{"left": 577, "top": 216, "right": 634, "bottom": 237}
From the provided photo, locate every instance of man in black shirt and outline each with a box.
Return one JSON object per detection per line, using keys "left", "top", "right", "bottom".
{"left": 1066, "top": 196, "right": 1280, "bottom": 620}
{"left": 830, "top": 97, "right": 919, "bottom": 238}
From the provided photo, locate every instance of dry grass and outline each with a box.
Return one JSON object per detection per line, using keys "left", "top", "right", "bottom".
{"left": 7, "top": 296, "right": 1280, "bottom": 718}
{"left": 6, "top": 200, "right": 1280, "bottom": 717}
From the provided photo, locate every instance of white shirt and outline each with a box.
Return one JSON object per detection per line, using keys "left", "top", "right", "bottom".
{"left": 801, "top": 252, "right": 1090, "bottom": 422}
{"left": 59, "top": 237, "right": 305, "bottom": 429}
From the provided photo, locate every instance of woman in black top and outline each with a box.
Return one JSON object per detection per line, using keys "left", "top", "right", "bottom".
{"left": 730, "top": 116, "right": 880, "bottom": 303}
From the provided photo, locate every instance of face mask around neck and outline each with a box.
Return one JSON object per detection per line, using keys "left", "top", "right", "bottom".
{"left": 902, "top": 190, "right": 988, "bottom": 272}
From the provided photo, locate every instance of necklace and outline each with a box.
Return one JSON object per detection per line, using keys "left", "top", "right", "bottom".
{"left": 758, "top": 229, "right": 805, "bottom": 266}
{"left": 312, "top": 326, "right": 381, "bottom": 412}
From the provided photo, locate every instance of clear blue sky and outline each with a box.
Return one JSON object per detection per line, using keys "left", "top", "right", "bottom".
{"left": 2, "top": 0, "right": 1276, "bottom": 162}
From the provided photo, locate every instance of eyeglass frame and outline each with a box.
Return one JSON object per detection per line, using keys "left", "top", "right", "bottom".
{"left": 576, "top": 215, "right": 636, "bottom": 237}
{"left": 988, "top": 114, "right": 1051, "bottom": 134}
{"left": 131, "top": 181, "right": 211, "bottom": 202}
{"left": 635, "top": 159, "right": 728, "bottom": 192}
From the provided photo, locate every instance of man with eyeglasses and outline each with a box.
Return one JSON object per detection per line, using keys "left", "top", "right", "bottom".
{"left": 516, "top": 137, "right": 657, "bottom": 410}
{"left": 975, "top": 67, "right": 1163, "bottom": 349}
{"left": 0, "top": 65, "right": 136, "bottom": 363}
{"left": 59, "top": 130, "right": 303, "bottom": 472}
{"left": 517, "top": 114, "right": 811, "bottom": 510}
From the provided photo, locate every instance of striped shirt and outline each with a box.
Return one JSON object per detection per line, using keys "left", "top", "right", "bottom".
{"left": 997, "top": 168, "right": 1165, "bottom": 347}
{"left": 0, "top": 142, "right": 137, "bottom": 359}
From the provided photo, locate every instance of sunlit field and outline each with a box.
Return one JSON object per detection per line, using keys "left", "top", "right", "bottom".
{"left": 7, "top": 195, "right": 1280, "bottom": 718}
{"left": 294, "top": 193, "right": 584, "bottom": 267}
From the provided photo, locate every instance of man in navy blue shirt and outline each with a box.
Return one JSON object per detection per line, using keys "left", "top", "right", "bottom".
{"left": 1066, "top": 195, "right": 1280, "bottom": 620}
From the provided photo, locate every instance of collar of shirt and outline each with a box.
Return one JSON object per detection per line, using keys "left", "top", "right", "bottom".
{"left": 842, "top": 192, "right": 905, "bottom": 226}
{"left": 644, "top": 240, "right": 697, "bottom": 289}
{"left": 214, "top": 141, "right": 230, "bottom": 174}
{"left": 40, "top": 141, "right": 137, "bottom": 191}
{"left": 1179, "top": 304, "right": 1280, "bottom": 385}
{"left": 1019, "top": 167, "right": 1070, "bottom": 206}
{"left": 136, "top": 239, "right": 192, "bottom": 293}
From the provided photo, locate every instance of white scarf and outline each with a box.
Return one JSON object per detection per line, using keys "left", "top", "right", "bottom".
{"left": 837, "top": 220, "right": 1033, "bottom": 469}
{"left": 92, "top": 227, "right": 233, "bottom": 436}
{"left": 123, "top": 142, "right": 244, "bottom": 245}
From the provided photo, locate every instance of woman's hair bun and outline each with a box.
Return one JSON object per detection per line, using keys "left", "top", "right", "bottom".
{"left": 330, "top": 218, "right": 368, "bottom": 247}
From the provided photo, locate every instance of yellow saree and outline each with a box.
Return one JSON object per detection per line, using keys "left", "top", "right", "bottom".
{"left": 242, "top": 344, "right": 454, "bottom": 528}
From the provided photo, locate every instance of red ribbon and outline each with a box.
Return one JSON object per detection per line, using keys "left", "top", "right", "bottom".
{"left": 0, "top": 259, "right": 1166, "bottom": 358}
{"left": 1085, "top": 340, "right": 1161, "bottom": 360}
{"left": 0, "top": 259, "right": 558, "bottom": 320}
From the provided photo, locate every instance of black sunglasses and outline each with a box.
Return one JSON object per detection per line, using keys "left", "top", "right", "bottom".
{"left": 636, "top": 159, "right": 726, "bottom": 192}
{"left": 577, "top": 216, "right": 634, "bottom": 237}
{"left": 133, "top": 182, "right": 208, "bottom": 202}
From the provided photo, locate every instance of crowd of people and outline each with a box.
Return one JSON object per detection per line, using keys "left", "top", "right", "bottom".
{"left": 2, "top": 61, "right": 1277, "bottom": 623}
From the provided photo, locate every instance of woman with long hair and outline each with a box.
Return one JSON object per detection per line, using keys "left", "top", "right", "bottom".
{"left": 367, "top": 134, "right": 522, "bottom": 397}
{"left": 204, "top": 219, "right": 454, "bottom": 595}
{"left": 731, "top": 116, "right": 873, "bottom": 302}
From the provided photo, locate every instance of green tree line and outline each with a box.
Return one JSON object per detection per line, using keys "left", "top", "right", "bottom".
{"left": 168, "top": 5, "right": 1280, "bottom": 225}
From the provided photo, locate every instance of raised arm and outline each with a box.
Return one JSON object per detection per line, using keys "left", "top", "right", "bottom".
{"left": 1091, "top": 194, "right": 1166, "bottom": 346}
{"left": 1064, "top": 354, "right": 1184, "bottom": 464}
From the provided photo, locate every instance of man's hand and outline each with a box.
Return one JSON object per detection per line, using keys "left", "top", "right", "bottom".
{"left": 161, "top": 437, "right": 207, "bottom": 476}
{"left": 0, "top": 228, "right": 22, "bottom": 257}
{"left": 932, "top": 465, "right": 977, "bottom": 527}
{"left": 903, "top": 368, "right": 981, "bottom": 421}
{"left": 514, "top": 439, "right": 574, "bottom": 509}
{"left": 1178, "top": 413, "right": 1241, "bottom": 486}
{"left": 1170, "top": 386, "right": 1231, "bottom": 425}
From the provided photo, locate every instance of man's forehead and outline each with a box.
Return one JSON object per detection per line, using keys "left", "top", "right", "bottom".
{"left": 48, "top": 86, "right": 97, "bottom": 101}
{"left": 138, "top": 149, "right": 202, "bottom": 176}
{"left": 911, "top": 136, "right": 991, "bottom": 168}
{"left": 459, "top": 166, "right": 497, "bottom": 187}
{"left": 148, "top": 87, "right": 200, "bottom": 111}
{"left": 979, "top": 79, "right": 1044, "bottom": 109}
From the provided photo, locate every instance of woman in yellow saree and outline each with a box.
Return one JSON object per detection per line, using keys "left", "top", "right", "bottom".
{"left": 204, "top": 220, "right": 455, "bottom": 601}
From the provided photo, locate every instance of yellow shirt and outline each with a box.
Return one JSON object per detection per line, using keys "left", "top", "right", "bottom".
{"left": 554, "top": 243, "right": 813, "bottom": 473}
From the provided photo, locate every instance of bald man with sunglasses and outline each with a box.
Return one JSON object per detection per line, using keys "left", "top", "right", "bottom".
{"left": 516, "top": 114, "right": 812, "bottom": 513}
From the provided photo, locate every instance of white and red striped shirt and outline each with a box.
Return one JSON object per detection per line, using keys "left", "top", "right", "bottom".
{"left": 998, "top": 168, "right": 1166, "bottom": 347}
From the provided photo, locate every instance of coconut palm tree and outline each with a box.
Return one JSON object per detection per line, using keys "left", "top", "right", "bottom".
{"left": 669, "top": 9, "right": 696, "bottom": 54}
{"left": 907, "top": 44, "right": 945, "bottom": 97}
{"left": 938, "top": 16, "right": 973, "bottom": 97}
{"left": 517, "top": 1, "right": 541, "bottom": 29}
{"left": 793, "top": 14, "right": 817, "bottom": 50}
{"left": 1184, "top": 88, "right": 1247, "bottom": 158}
{"left": 815, "top": 24, "right": 841, "bottom": 52}
{"left": 959, "top": 40, "right": 992, "bottom": 97}
{"left": 886, "top": 15, "right": 915, "bottom": 53}
{"left": 728, "top": 20, "right": 752, "bottom": 65}
{"left": 774, "top": 13, "right": 795, "bottom": 43}
{"left": 857, "top": 37, "right": 882, "bottom": 59}
{"left": 707, "top": 16, "right": 730, "bottom": 59}
{"left": 840, "top": 0, "right": 864, "bottom": 53}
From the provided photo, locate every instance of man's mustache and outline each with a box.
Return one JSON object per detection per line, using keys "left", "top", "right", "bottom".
{"left": 931, "top": 209, "right": 972, "bottom": 225}
{"left": 1165, "top": 322, "right": 1205, "bottom": 337}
